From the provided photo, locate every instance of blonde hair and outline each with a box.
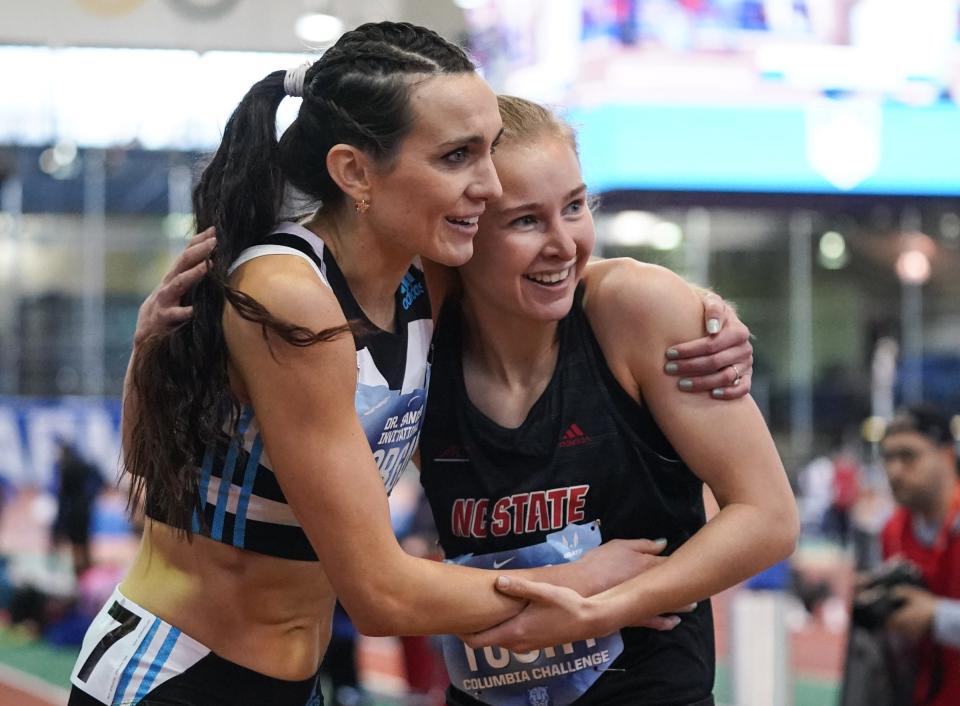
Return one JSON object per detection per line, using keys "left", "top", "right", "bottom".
{"left": 497, "top": 95, "right": 578, "bottom": 154}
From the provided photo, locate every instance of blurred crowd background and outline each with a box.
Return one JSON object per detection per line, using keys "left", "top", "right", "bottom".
{"left": 0, "top": 1, "right": 958, "bottom": 704}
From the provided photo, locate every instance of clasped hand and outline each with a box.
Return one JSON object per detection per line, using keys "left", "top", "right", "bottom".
{"left": 461, "top": 538, "right": 694, "bottom": 652}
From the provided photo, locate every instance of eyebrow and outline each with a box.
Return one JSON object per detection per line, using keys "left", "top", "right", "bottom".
{"left": 499, "top": 183, "right": 587, "bottom": 215}
{"left": 439, "top": 127, "right": 505, "bottom": 149}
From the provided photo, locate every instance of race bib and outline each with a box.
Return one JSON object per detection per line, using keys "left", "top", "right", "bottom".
{"left": 355, "top": 362, "right": 430, "bottom": 494}
{"left": 443, "top": 522, "right": 623, "bottom": 706}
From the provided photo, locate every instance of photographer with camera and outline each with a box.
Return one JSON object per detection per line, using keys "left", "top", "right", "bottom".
{"left": 867, "top": 404, "right": 960, "bottom": 706}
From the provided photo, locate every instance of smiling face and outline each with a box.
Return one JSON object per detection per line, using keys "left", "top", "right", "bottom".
{"left": 458, "top": 134, "right": 595, "bottom": 324}
{"left": 363, "top": 72, "right": 504, "bottom": 267}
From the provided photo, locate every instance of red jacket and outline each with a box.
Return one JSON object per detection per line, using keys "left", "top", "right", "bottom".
{"left": 881, "top": 488, "right": 960, "bottom": 706}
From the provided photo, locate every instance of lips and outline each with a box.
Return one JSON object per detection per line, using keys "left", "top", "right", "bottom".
{"left": 524, "top": 267, "right": 571, "bottom": 286}
{"left": 446, "top": 215, "right": 480, "bottom": 227}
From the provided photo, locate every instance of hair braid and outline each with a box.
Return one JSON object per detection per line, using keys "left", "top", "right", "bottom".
{"left": 278, "top": 21, "right": 475, "bottom": 203}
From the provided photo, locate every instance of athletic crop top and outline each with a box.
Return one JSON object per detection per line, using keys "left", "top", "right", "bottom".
{"left": 145, "top": 222, "right": 433, "bottom": 561}
{"left": 419, "top": 285, "right": 714, "bottom": 705}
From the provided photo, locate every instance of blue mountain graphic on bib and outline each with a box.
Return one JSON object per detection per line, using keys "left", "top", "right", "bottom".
{"left": 356, "top": 382, "right": 427, "bottom": 492}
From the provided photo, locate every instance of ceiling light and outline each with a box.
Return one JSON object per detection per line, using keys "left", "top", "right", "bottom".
{"left": 295, "top": 13, "right": 344, "bottom": 44}
{"left": 818, "top": 230, "right": 849, "bottom": 269}
{"left": 608, "top": 210, "right": 656, "bottom": 247}
{"left": 650, "top": 222, "right": 683, "bottom": 251}
{"left": 895, "top": 249, "right": 931, "bottom": 285}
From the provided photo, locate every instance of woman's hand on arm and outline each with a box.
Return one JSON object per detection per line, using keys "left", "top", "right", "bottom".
{"left": 223, "top": 257, "right": 523, "bottom": 637}
{"left": 509, "top": 538, "right": 688, "bottom": 631}
{"left": 460, "top": 536, "right": 697, "bottom": 649}
{"left": 133, "top": 227, "right": 215, "bottom": 345}
{"left": 461, "top": 572, "right": 693, "bottom": 650}
{"left": 583, "top": 259, "right": 753, "bottom": 400}
{"left": 667, "top": 288, "right": 754, "bottom": 400}
{"left": 122, "top": 228, "right": 215, "bottom": 453}
{"left": 540, "top": 537, "right": 668, "bottom": 596}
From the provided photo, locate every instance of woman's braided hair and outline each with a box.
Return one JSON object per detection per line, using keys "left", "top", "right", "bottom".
{"left": 280, "top": 22, "right": 475, "bottom": 203}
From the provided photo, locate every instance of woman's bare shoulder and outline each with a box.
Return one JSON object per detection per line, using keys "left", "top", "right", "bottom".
{"left": 582, "top": 258, "right": 702, "bottom": 345}
{"left": 227, "top": 254, "right": 348, "bottom": 334}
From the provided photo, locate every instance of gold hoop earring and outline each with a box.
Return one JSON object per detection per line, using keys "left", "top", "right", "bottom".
{"left": 354, "top": 199, "right": 370, "bottom": 215}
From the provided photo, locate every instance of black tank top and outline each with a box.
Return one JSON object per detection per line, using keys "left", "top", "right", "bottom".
{"left": 145, "top": 222, "right": 433, "bottom": 561}
{"left": 419, "top": 285, "right": 715, "bottom": 706}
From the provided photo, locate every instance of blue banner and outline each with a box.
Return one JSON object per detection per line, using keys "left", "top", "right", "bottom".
{"left": 0, "top": 397, "right": 121, "bottom": 488}
{"left": 572, "top": 101, "right": 960, "bottom": 195}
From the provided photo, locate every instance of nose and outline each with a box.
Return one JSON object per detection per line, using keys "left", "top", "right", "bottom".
{"left": 468, "top": 153, "right": 503, "bottom": 202}
{"left": 544, "top": 220, "right": 578, "bottom": 261}
{"left": 884, "top": 460, "right": 904, "bottom": 486}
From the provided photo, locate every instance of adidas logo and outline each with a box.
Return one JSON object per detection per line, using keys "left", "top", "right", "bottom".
{"left": 558, "top": 423, "right": 591, "bottom": 448}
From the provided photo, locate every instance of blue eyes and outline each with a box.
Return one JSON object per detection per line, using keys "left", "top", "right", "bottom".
{"left": 512, "top": 215, "right": 538, "bottom": 227}
{"left": 443, "top": 143, "right": 497, "bottom": 164}
{"left": 510, "top": 200, "right": 585, "bottom": 228}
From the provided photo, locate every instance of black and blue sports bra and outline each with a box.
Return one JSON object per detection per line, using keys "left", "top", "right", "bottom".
{"left": 146, "top": 222, "right": 433, "bottom": 561}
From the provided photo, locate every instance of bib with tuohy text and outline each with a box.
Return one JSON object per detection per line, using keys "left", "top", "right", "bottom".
{"left": 443, "top": 522, "right": 623, "bottom": 706}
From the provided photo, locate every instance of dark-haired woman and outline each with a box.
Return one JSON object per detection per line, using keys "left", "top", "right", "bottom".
{"left": 67, "top": 22, "right": 752, "bottom": 706}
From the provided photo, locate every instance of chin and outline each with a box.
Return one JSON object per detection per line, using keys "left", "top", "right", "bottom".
{"left": 428, "top": 243, "right": 474, "bottom": 267}
{"left": 530, "top": 298, "right": 575, "bottom": 323}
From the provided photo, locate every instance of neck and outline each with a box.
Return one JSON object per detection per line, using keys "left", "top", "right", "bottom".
{"left": 305, "top": 209, "right": 412, "bottom": 330}
{"left": 460, "top": 294, "right": 560, "bottom": 392}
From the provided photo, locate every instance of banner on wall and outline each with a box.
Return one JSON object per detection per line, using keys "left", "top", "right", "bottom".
{"left": 0, "top": 397, "right": 121, "bottom": 489}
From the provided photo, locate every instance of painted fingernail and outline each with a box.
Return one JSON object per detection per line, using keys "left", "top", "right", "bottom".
{"left": 666, "top": 348, "right": 679, "bottom": 360}
{"left": 664, "top": 362, "right": 678, "bottom": 374}
{"left": 711, "top": 388, "right": 724, "bottom": 398}
{"left": 707, "top": 318, "right": 721, "bottom": 335}
{"left": 678, "top": 379, "right": 693, "bottom": 391}
{"left": 654, "top": 538, "right": 668, "bottom": 545}
{"left": 497, "top": 576, "right": 511, "bottom": 588}
{"left": 667, "top": 616, "right": 681, "bottom": 628}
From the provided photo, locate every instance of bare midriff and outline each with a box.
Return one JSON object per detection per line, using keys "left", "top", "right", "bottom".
{"left": 120, "top": 519, "right": 336, "bottom": 681}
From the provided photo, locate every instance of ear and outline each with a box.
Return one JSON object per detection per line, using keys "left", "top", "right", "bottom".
{"left": 326, "top": 143, "right": 374, "bottom": 203}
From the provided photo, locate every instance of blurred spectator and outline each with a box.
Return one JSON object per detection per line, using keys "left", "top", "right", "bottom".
{"left": 827, "top": 452, "right": 862, "bottom": 547}
{"left": 50, "top": 440, "right": 103, "bottom": 577}
{"left": 850, "top": 467, "right": 894, "bottom": 572}
{"left": 848, "top": 404, "right": 960, "bottom": 706}
{"left": 397, "top": 489, "right": 448, "bottom": 706}
{"left": 797, "top": 452, "right": 835, "bottom": 535}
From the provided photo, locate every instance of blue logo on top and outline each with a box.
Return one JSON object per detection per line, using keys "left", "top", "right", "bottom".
{"left": 400, "top": 272, "right": 425, "bottom": 311}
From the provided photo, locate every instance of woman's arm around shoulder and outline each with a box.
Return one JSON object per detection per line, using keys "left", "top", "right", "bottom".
{"left": 223, "top": 255, "right": 522, "bottom": 637}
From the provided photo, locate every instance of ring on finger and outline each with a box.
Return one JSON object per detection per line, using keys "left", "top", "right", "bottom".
{"left": 731, "top": 364, "right": 742, "bottom": 386}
